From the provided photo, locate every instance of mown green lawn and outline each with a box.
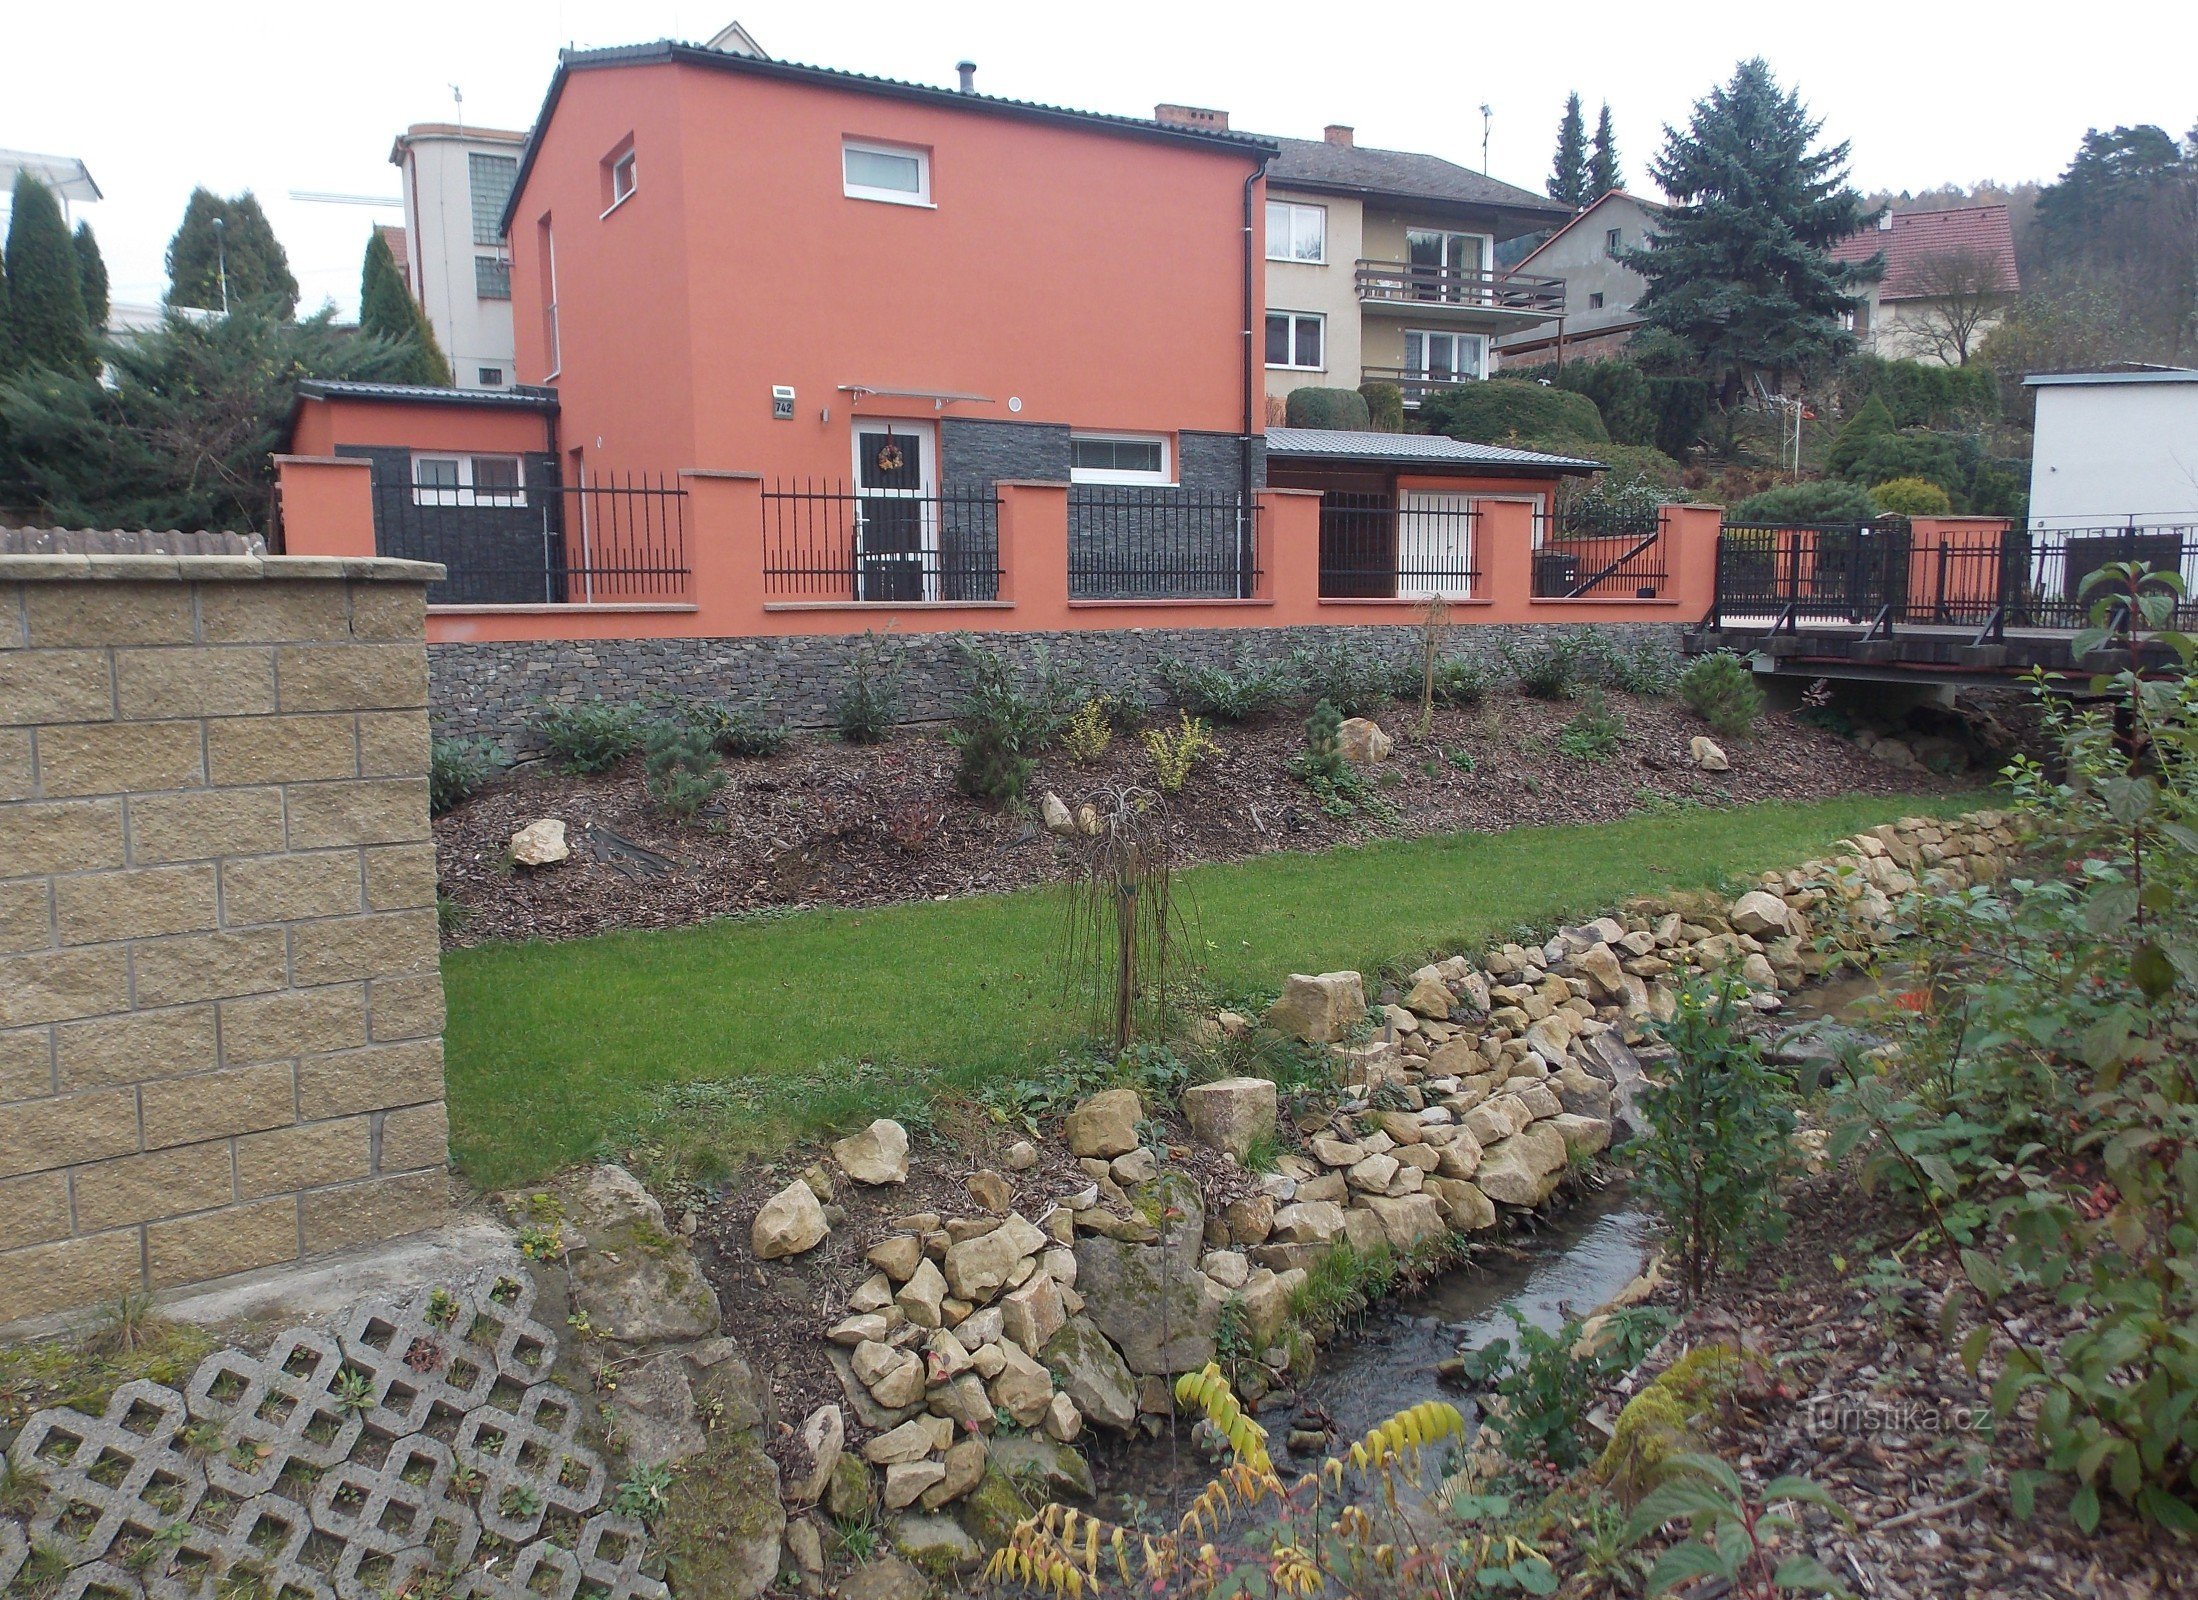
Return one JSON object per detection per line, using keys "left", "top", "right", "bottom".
{"left": 443, "top": 791, "right": 1988, "bottom": 1188}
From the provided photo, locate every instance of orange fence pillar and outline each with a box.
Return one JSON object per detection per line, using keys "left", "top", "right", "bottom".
{"left": 997, "top": 480, "right": 1067, "bottom": 620}
{"left": 1477, "top": 496, "right": 1535, "bottom": 609}
{"left": 1661, "top": 504, "right": 1723, "bottom": 622}
{"left": 679, "top": 470, "right": 765, "bottom": 635}
{"left": 272, "top": 456, "right": 377, "bottom": 558}
{"left": 1259, "top": 488, "right": 1321, "bottom": 614}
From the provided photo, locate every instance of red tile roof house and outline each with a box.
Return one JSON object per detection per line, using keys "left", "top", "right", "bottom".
{"left": 1828, "top": 204, "right": 2020, "bottom": 366}
{"left": 277, "top": 40, "right": 1721, "bottom": 741}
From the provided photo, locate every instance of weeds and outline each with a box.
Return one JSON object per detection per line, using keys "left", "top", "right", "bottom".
{"left": 1557, "top": 688, "right": 1626, "bottom": 763}
{"left": 679, "top": 700, "right": 789, "bottom": 757}
{"left": 1506, "top": 632, "right": 1590, "bottom": 700}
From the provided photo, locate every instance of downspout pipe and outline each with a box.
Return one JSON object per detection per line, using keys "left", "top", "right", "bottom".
{"left": 1241, "top": 154, "right": 1269, "bottom": 594}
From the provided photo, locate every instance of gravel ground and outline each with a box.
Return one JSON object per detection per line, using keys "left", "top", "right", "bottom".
{"left": 436, "top": 692, "right": 1963, "bottom": 947}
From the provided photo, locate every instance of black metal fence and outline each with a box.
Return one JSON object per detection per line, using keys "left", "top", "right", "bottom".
{"left": 371, "top": 471, "right": 689, "bottom": 606}
{"left": 1317, "top": 491, "right": 1478, "bottom": 599}
{"left": 1534, "top": 501, "right": 1667, "bottom": 599}
{"left": 1713, "top": 519, "right": 2198, "bottom": 637}
{"left": 1067, "top": 487, "right": 1259, "bottom": 601}
{"left": 760, "top": 481, "right": 1002, "bottom": 602}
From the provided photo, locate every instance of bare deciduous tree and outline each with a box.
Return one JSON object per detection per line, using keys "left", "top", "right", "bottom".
{"left": 1894, "top": 246, "right": 2013, "bottom": 365}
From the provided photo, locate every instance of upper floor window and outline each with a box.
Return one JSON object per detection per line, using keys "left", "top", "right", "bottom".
{"left": 1587, "top": 291, "right": 1605, "bottom": 310}
{"left": 413, "top": 453, "right": 526, "bottom": 507}
{"left": 1265, "top": 201, "right": 1326, "bottom": 263}
{"left": 1605, "top": 226, "right": 1623, "bottom": 257}
{"left": 600, "top": 139, "right": 638, "bottom": 214}
{"left": 1070, "top": 433, "right": 1171, "bottom": 486}
{"left": 474, "top": 255, "right": 512, "bottom": 300}
{"left": 1265, "top": 311, "right": 1324, "bottom": 370}
{"left": 843, "top": 139, "right": 931, "bottom": 206}
{"left": 478, "top": 366, "right": 506, "bottom": 387}
{"left": 468, "top": 153, "right": 518, "bottom": 246}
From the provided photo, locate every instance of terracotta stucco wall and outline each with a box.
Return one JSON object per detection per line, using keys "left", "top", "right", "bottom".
{"left": 0, "top": 554, "right": 451, "bottom": 1326}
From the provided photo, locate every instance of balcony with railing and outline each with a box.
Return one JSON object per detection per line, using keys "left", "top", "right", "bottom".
{"left": 1354, "top": 260, "right": 1565, "bottom": 320}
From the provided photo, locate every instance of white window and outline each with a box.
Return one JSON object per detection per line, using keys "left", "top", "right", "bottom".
{"left": 1265, "top": 311, "right": 1324, "bottom": 370}
{"left": 1265, "top": 201, "right": 1326, "bottom": 263}
{"left": 843, "top": 139, "right": 931, "bottom": 205}
{"left": 1402, "top": 330, "right": 1489, "bottom": 396}
{"left": 610, "top": 149, "right": 637, "bottom": 206}
{"left": 1070, "top": 433, "right": 1171, "bottom": 486}
{"left": 412, "top": 454, "right": 526, "bottom": 507}
{"left": 1605, "top": 226, "right": 1623, "bottom": 258}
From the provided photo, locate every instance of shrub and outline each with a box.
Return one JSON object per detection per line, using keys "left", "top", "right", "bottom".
{"left": 1141, "top": 712, "right": 1219, "bottom": 793}
{"left": 1156, "top": 654, "right": 1294, "bottom": 723}
{"left": 1459, "top": 1307, "right": 1674, "bottom": 1470}
{"left": 641, "top": 721, "right": 725, "bottom": 820}
{"left": 1637, "top": 974, "right": 1796, "bottom": 1298}
{"left": 947, "top": 638, "right": 1061, "bottom": 805}
{"left": 1356, "top": 380, "right": 1404, "bottom": 432}
{"left": 1421, "top": 378, "right": 1608, "bottom": 452}
{"left": 1848, "top": 430, "right": 1970, "bottom": 499}
{"left": 1289, "top": 636, "right": 1407, "bottom": 718}
{"left": 1581, "top": 442, "right": 1684, "bottom": 496}
{"left": 1505, "top": 631, "right": 1589, "bottom": 699}
{"left": 1868, "top": 475, "right": 1953, "bottom": 516}
{"left": 1431, "top": 655, "right": 1491, "bottom": 706}
{"left": 430, "top": 736, "right": 504, "bottom": 815}
{"left": 1677, "top": 652, "right": 1765, "bottom": 740}
{"left": 1291, "top": 698, "right": 1349, "bottom": 787}
{"left": 1586, "top": 633, "right": 1680, "bottom": 696}
{"left": 680, "top": 700, "right": 789, "bottom": 758}
{"left": 1556, "top": 688, "right": 1624, "bottom": 762}
{"left": 1727, "top": 478, "right": 1878, "bottom": 525}
{"left": 1283, "top": 385, "right": 1371, "bottom": 430}
{"left": 1835, "top": 351, "right": 1997, "bottom": 428}
{"left": 535, "top": 699, "right": 643, "bottom": 774}
{"left": 834, "top": 634, "right": 903, "bottom": 744}
{"left": 1058, "top": 698, "right": 1112, "bottom": 764}
{"left": 1822, "top": 393, "right": 1897, "bottom": 477}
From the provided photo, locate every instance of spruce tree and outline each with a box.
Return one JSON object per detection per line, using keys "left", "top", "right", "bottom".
{"left": 1548, "top": 93, "right": 1589, "bottom": 208}
{"left": 1589, "top": 103, "right": 1622, "bottom": 194}
{"left": 0, "top": 249, "right": 15, "bottom": 376}
{"left": 4, "top": 174, "right": 93, "bottom": 373}
{"left": 72, "top": 222, "right": 109, "bottom": 330}
{"left": 165, "top": 189, "right": 299, "bottom": 318}
{"left": 1626, "top": 59, "right": 1880, "bottom": 406}
{"left": 358, "top": 229, "right": 452, "bottom": 386}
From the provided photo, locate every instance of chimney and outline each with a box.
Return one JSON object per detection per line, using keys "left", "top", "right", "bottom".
{"left": 1154, "top": 103, "right": 1229, "bottom": 131}
{"left": 1324, "top": 124, "right": 1354, "bottom": 148}
{"left": 956, "top": 60, "right": 976, "bottom": 93}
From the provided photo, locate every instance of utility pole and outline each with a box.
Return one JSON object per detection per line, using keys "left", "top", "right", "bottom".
{"left": 1480, "top": 104, "right": 1493, "bottom": 173}
{"left": 211, "top": 215, "right": 229, "bottom": 315}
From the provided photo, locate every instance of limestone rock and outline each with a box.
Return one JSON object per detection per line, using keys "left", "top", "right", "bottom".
{"left": 1268, "top": 1200, "right": 1348, "bottom": 1245}
{"left": 1402, "top": 974, "right": 1454, "bottom": 1019}
{"left": 1072, "top": 1172, "right": 1223, "bottom": 1373}
{"left": 989, "top": 1337, "right": 1056, "bottom": 1426}
{"left": 1425, "top": 1177, "right": 1497, "bottom": 1231}
{"left": 989, "top": 1435, "right": 1096, "bottom": 1500}
{"left": 1040, "top": 1314, "right": 1139, "bottom": 1433}
{"left": 563, "top": 1167, "right": 722, "bottom": 1345}
{"left": 943, "top": 1213, "right": 1047, "bottom": 1303}
{"left": 661, "top": 1423, "right": 786, "bottom": 1600}
{"left": 896, "top": 1258, "right": 948, "bottom": 1328}
{"left": 920, "top": 1439, "right": 989, "bottom": 1510}
{"left": 864, "top": 1417, "right": 946, "bottom": 1466}
{"left": 1729, "top": 891, "right": 1792, "bottom": 938}
{"left": 1040, "top": 790, "right": 1077, "bottom": 836}
{"left": 867, "top": 1234, "right": 924, "bottom": 1283}
{"left": 833, "top": 1120, "right": 911, "bottom": 1186}
{"left": 1689, "top": 736, "right": 1730, "bottom": 772}
{"left": 1267, "top": 971, "right": 1367, "bottom": 1043}
{"left": 1358, "top": 1193, "right": 1448, "bottom": 1252}
{"left": 1337, "top": 717, "right": 1393, "bottom": 763}
{"left": 1006, "top": 1139, "right": 1040, "bottom": 1172}
{"left": 1063, "top": 1089, "right": 1143, "bottom": 1159}
{"left": 966, "top": 1169, "right": 1013, "bottom": 1213}
{"left": 1475, "top": 1123, "right": 1571, "bottom": 1207}
{"left": 754, "top": 1179, "right": 830, "bottom": 1260}
{"left": 883, "top": 1461, "right": 948, "bottom": 1510}
{"left": 840, "top": 1556, "right": 926, "bottom": 1600}
{"left": 1001, "top": 1271, "right": 1067, "bottom": 1352}
{"left": 1044, "top": 1392, "right": 1084, "bottom": 1443}
{"left": 1548, "top": 1112, "right": 1613, "bottom": 1160}
{"left": 787, "top": 1404, "right": 844, "bottom": 1505}
{"left": 1181, "top": 1077, "right": 1279, "bottom": 1158}
{"left": 509, "top": 818, "right": 569, "bottom": 867}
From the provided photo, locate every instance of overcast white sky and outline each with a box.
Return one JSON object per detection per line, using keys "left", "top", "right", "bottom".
{"left": 10, "top": 1, "right": 2193, "bottom": 318}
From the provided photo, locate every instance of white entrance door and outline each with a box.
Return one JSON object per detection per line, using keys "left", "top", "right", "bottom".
{"left": 1395, "top": 491, "right": 1475, "bottom": 599}
{"left": 851, "top": 420, "right": 938, "bottom": 602}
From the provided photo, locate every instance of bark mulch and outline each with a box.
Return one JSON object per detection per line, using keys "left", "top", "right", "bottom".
{"left": 436, "top": 692, "right": 1961, "bottom": 948}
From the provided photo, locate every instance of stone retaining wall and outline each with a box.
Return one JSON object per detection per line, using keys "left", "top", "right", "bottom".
{"left": 429, "top": 620, "right": 1687, "bottom": 752}
{"left": 0, "top": 552, "right": 453, "bottom": 1326}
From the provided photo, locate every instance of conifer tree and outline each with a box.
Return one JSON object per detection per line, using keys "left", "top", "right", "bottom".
{"left": 358, "top": 229, "right": 451, "bottom": 385}
{"left": 165, "top": 189, "right": 299, "bottom": 317}
{"left": 1589, "top": 103, "right": 1622, "bottom": 194}
{"left": 4, "top": 173, "right": 93, "bottom": 373}
{"left": 72, "top": 222, "right": 109, "bottom": 330}
{"left": 1548, "top": 94, "right": 1590, "bottom": 209}
{"left": 1626, "top": 59, "right": 1880, "bottom": 406}
{"left": 0, "top": 248, "right": 15, "bottom": 377}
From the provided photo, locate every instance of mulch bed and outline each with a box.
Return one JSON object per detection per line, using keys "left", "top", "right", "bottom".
{"left": 1596, "top": 1165, "right": 2183, "bottom": 1598}
{"left": 436, "top": 692, "right": 1961, "bottom": 947}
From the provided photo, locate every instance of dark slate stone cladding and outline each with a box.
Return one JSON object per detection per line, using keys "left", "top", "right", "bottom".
{"left": 428, "top": 620, "right": 1683, "bottom": 753}
{"left": 342, "top": 445, "right": 562, "bottom": 606}
{"left": 938, "top": 418, "right": 1070, "bottom": 485}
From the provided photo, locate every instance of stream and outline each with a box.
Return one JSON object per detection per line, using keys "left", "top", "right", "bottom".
{"left": 1085, "top": 972, "right": 1895, "bottom": 1523}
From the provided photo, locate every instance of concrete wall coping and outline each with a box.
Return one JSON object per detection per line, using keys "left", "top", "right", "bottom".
{"left": 0, "top": 553, "right": 446, "bottom": 583}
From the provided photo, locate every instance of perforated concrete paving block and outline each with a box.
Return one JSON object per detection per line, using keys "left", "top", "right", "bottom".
{"left": 1, "top": 1267, "right": 670, "bottom": 1600}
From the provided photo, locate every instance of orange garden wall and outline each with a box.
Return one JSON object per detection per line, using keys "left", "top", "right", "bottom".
{"left": 502, "top": 58, "right": 1264, "bottom": 484}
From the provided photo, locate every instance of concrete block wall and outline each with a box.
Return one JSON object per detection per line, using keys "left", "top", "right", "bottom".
{"left": 0, "top": 552, "right": 452, "bottom": 1326}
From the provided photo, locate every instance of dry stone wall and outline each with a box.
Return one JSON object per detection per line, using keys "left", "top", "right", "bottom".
{"left": 0, "top": 553, "right": 453, "bottom": 1325}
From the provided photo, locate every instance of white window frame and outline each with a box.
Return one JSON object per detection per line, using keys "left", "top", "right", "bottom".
{"left": 1605, "top": 226, "right": 1623, "bottom": 258}
{"left": 1264, "top": 200, "right": 1326, "bottom": 264}
{"left": 1069, "top": 432, "right": 1173, "bottom": 487}
{"left": 1402, "top": 328, "right": 1489, "bottom": 392}
{"left": 602, "top": 148, "right": 638, "bottom": 217}
{"left": 411, "top": 453, "right": 527, "bottom": 508}
{"left": 1265, "top": 311, "right": 1325, "bottom": 371}
{"left": 843, "top": 139, "right": 933, "bottom": 207}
